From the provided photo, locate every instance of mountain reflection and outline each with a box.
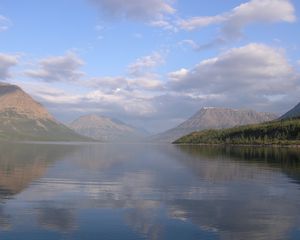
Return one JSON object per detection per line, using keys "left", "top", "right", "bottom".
{"left": 0, "top": 142, "right": 77, "bottom": 198}
{"left": 174, "top": 145, "right": 300, "bottom": 183}
{"left": 168, "top": 145, "right": 300, "bottom": 240}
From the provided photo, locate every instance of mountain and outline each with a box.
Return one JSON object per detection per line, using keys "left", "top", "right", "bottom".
{"left": 280, "top": 103, "right": 300, "bottom": 120}
{"left": 0, "top": 83, "right": 89, "bottom": 141}
{"left": 150, "top": 107, "right": 278, "bottom": 143}
{"left": 70, "top": 114, "right": 147, "bottom": 142}
{"left": 173, "top": 118, "right": 300, "bottom": 146}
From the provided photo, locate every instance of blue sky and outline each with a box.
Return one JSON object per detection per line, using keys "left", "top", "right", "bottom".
{"left": 1, "top": 0, "right": 300, "bottom": 133}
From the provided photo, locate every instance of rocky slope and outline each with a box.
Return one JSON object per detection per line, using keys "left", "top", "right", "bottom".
{"left": 70, "top": 114, "right": 146, "bottom": 142}
{"left": 0, "top": 82, "right": 54, "bottom": 120}
{"left": 150, "top": 107, "right": 278, "bottom": 143}
{"left": 0, "top": 83, "right": 89, "bottom": 141}
{"left": 280, "top": 103, "right": 300, "bottom": 120}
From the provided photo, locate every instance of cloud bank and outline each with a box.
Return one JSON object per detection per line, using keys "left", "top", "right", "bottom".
{"left": 179, "top": 0, "right": 296, "bottom": 49}
{"left": 169, "top": 43, "right": 295, "bottom": 94}
{"left": 25, "top": 53, "right": 85, "bottom": 82}
{"left": 180, "top": 0, "right": 295, "bottom": 32}
{"left": 21, "top": 43, "right": 300, "bottom": 132}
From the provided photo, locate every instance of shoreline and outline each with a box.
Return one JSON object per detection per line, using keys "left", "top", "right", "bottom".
{"left": 173, "top": 142, "right": 300, "bottom": 148}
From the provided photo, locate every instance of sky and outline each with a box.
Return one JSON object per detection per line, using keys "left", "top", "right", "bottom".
{"left": 0, "top": 0, "right": 300, "bottom": 133}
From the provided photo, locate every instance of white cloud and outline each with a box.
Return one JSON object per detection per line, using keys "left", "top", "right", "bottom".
{"left": 179, "top": 0, "right": 296, "bottom": 44}
{"left": 24, "top": 83, "right": 82, "bottom": 104}
{"left": 34, "top": 89, "right": 82, "bottom": 104}
{"left": 128, "top": 52, "right": 165, "bottom": 76}
{"left": 179, "top": 39, "right": 227, "bottom": 52}
{"left": 88, "top": 74, "right": 163, "bottom": 93}
{"left": 25, "top": 52, "right": 85, "bottom": 82}
{"left": 88, "top": 76, "right": 128, "bottom": 90}
{"left": 22, "top": 80, "right": 158, "bottom": 120}
{"left": 0, "top": 53, "right": 19, "bottom": 80}
{"left": 131, "top": 73, "right": 163, "bottom": 90}
{"left": 168, "top": 68, "right": 189, "bottom": 81}
{"left": 179, "top": 15, "right": 225, "bottom": 31}
{"left": 0, "top": 15, "right": 12, "bottom": 32}
{"left": 179, "top": 40, "right": 199, "bottom": 50}
{"left": 149, "top": 19, "right": 177, "bottom": 32}
{"left": 87, "top": 52, "right": 166, "bottom": 92}
{"left": 23, "top": 51, "right": 166, "bottom": 123}
{"left": 169, "top": 43, "right": 298, "bottom": 111}
{"left": 89, "top": 0, "right": 175, "bottom": 21}
{"left": 86, "top": 89, "right": 156, "bottom": 116}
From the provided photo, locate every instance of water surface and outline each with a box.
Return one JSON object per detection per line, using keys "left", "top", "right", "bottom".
{"left": 0, "top": 142, "right": 300, "bottom": 240}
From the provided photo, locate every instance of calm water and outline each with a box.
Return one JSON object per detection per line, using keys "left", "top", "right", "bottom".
{"left": 0, "top": 142, "right": 300, "bottom": 240}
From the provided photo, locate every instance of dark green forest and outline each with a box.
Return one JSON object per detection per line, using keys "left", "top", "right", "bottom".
{"left": 174, "top": 118, "right": 300, "bottom": 145}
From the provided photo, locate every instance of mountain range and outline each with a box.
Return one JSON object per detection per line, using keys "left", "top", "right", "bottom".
{"left": 70, "top": 114, "right": 147, "bottom": 142}
{"left": 1, "top": 82, "right": 300, "bottom": 143}
{"left": 0, "top": 83, "right": 89, "bottom": 141}
{"left": 149, "top": 107, "right": 278, "bottom": 143}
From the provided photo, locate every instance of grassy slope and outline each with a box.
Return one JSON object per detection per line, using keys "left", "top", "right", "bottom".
{"left": 173, "top": 118, "right": 300, "bottom": 145}
{"left": 0, "top": 111, "right": 91, "bottom": 142}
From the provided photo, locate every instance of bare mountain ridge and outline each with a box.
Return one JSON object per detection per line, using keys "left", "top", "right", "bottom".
{"left": 280, "top": 103, "right": 300, "bottom": 120}
{"left": 0, "top": 83, "right": 54, "bottom": 120}
{"left": 0, "top": 83, "right": 88, "bottom": 141}
{"left": 150, "top": 107, "right": 278, "bottom": 143}
{"left": 70, "top": 114, "right": 146, "bottom": 142}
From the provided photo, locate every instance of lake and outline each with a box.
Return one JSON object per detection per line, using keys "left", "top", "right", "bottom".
{"left": 0, "top": 142, "right": 300, "bottom": 240}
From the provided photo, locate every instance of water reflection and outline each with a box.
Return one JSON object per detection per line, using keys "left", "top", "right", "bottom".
{"left": 0, "top": 142, "right": 77, "bottom": 198}
{"left": 175, "top": 145, "right": 300, "bottom": 183}
{"left": 0, "top": 142, "right": 80, "bottom": 235}
{"left": 0, "top": 206, "right": 10, "bottom": 231}
{"left": 0, "top": 143, "right": 299, "bottom": 240}
{"left": 37, "top": 203, "right": 76, "bottom": 232}
{"left": 124, "top": 201, "right": 163, "bottom": 240}
{"left": 171, "top": 145, "right": 300, "bottom": 240}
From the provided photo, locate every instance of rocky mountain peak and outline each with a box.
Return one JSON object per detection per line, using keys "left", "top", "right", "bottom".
{"left": 0, "top": 83, "right": 89, "bottom": 141}
{"left": 0, "top": 82, "right": 54, "bottom": 120}
{"left": 150, "top": 107, "right": 278, "bottom": 142}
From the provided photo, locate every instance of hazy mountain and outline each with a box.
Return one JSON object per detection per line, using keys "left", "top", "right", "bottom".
{"left": 0, "top": 83, "right": 89, "bottom": 141}
{"left": 280, "top": 103, "right": 300, "bottom": 120}
{"left": 150, "top": 107, "right": 278, "bottom": 143}
{"left": 70, "top": 114, "right": 147, "bottom": 142}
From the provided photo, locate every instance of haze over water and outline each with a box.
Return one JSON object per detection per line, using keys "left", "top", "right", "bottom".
{"left": 0, "top": 142, "right": 300, "bottom": 240}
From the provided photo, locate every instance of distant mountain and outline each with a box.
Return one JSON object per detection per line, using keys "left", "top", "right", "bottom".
{"left": 0, "top": 83, "right": 89, "bottom": 141}
{"left": 70, "top": 114, "right": 147, "bottom": 142}
{"left": 150, "top": 107, "right": 278, "bottom": 143}
{"left": 280, "top": 103, "right": 300, "bottom": 120}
